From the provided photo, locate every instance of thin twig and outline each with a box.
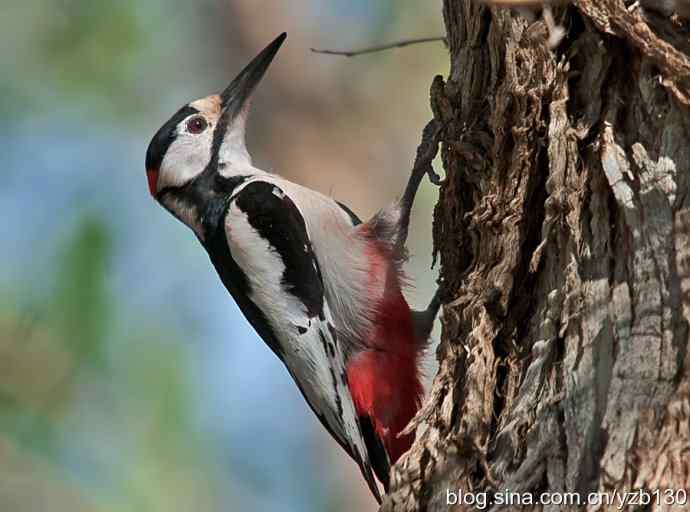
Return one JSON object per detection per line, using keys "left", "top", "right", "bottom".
{"left": 310, "top": 36, "right": 446, "bottom": 58}
{"left": 482, "top": 0, "right": 570, "bottom": 5}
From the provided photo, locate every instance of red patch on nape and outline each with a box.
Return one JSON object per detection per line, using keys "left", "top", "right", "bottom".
{"left": 146, "top": 168, "right": 159, "bottom": 197}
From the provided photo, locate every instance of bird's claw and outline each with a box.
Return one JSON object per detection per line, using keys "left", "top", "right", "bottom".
{"left": 416, "top": 119, "right": 445, "bottom": 186}
{"left": 426, "top": 165, "right": 443, "bottom": 186}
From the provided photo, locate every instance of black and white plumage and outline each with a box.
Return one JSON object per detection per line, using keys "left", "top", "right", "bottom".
{"left": 144, "top": 33, "right": 441, "bottom": 503}
{"left": 199, "top": 172, "right": 383, "bottom": 500}
{"left": 222, "top": 179, "right": 376, "bottom": 486}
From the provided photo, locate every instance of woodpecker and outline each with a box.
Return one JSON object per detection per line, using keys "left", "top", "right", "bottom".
{"left": 145, "top": 33, "right": 441, "bottom": 502}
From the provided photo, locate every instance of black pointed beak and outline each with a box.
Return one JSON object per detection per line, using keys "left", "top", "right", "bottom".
{"left": 220, "top": 32, "right": 286, "bottom": 118}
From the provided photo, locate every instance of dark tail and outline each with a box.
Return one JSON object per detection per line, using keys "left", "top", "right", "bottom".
{"left": 411, "top": 287, "right": 442, "bottom": 344}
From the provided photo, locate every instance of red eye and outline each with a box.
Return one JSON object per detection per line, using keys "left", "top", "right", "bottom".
{"left": 186, "top": 116, "right": 208, "bottom": 134}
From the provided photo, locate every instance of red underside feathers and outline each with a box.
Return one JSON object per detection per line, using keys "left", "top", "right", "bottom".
{"left": 346, "top": 236, "right": 424, "bottom": 464}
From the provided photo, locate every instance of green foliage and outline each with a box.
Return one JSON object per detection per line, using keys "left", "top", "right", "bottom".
{"left": 0, "top": 216, "right": 219, "bottom": 510}
{"left": 0, "top": 1, "right": 166, "bottom": 119}
{"left": 0, "top": 218, "right": 114, "bottom": 460}
{"left": 53, "top": 217, "right": 111, "bottom": 368}
{"left": 39, "top": 2, "right": 142, "bottom": 97}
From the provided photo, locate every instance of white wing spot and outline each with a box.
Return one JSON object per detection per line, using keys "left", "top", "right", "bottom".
{"left": 272, "top": 186, "right": 286, "bottom": 199}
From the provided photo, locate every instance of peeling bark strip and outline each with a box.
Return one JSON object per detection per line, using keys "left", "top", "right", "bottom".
{"left": 382, "top": 1, "right": 690, "bottom": 511}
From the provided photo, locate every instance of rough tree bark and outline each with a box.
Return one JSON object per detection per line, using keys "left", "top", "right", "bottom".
{"left": 382, "top": 1, "right": 690, "bottom": 510}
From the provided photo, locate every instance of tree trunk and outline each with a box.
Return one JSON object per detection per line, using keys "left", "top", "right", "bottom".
{"left": 382, "top": 1, "right": 690, "bottom": 510}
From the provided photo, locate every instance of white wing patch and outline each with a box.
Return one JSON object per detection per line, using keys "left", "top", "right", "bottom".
{"left": 271, "top": 186, "right": 286, "bottom": 200}
{"left": 224, "top": 201, "right": 373, "bottom": 483}
{"left": 231, "top": 175, "right": 385, "bottom": 357}
{"left": 225, "top": 201, "right": 306, "bottom": 328}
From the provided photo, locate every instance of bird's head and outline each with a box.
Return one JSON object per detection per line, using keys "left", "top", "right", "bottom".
{"left": 145, "top": 33, "right": 286, "bottom": 201}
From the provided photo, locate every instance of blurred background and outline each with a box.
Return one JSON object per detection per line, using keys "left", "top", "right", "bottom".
{"left": 0, "top": 1, "right": 446, "bottom": 510}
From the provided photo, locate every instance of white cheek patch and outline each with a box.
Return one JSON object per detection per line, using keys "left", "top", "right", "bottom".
{"left": 158, "top": 129, "right": 213, "bottom": 190}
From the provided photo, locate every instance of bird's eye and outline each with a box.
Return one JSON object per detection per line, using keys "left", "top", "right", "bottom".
{"left": 186, "top": 116, "right": 208, "bottom": 135}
